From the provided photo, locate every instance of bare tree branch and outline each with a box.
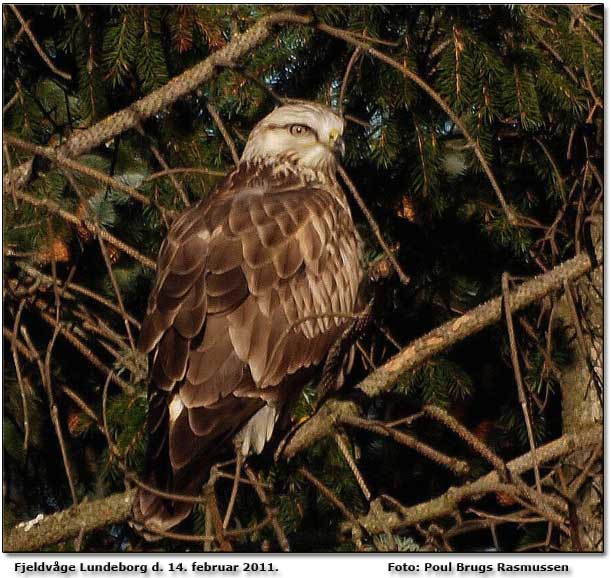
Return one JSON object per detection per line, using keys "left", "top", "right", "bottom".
{"left": 352, "top": 426, "right": 601, "bottom": 536}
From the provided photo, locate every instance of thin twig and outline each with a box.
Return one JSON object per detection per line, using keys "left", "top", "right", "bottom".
{"left": 339, "top": 47, "right": 362, "bottom": 116}
{"left": 422, "top": 405, "right": 505, "bottom": 474}
{"left": 502, "top": 272, "right": 542, "bottom": 494}
{"left": 60, "top": 385, "right": 100, "bottom": 426}
{"left": 244, "top": 464, "right": 290, "bottom": 552}
{"left": 145, "top": 167, "right": 226, "bottom": 181}
{"left": 10, "top": 300, "right": 30, "bottom": 451}
{"left": 298, "top": 467, "right": 361, "bottom": 527}
{"left": 9, "top": 5, "right": 71, "bottom": 80}
{"left": 3, "top": 89, "right": 20, "bottom": 114}
{"left": 206, "top": 102, "right": 240, "bottom": 167}
{"left": 341, "top": 414, "right": 469, "bottom": 477}
{"left": 42, "top": 221, "right": 79, "bottom": 505}
{"left": 334, "top": 430, "right": 371, "bottom": 500}
{"left": 3, "top": 142, "right": 19, "bottom": 210}
{"left": 136, "top": 124, "right": 191, "bottom": 208}
{"left": 222, "top": 451, "right": 244, "bottom": 530}
{"left": 5, "top": 188, "right": 156, "bottom": 269}
{"left": 338, "top": 165, "right": 410, "bottom": 285}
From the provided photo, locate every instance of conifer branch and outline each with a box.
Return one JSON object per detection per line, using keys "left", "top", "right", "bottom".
{"left": 3, "top": 11, "right": 309, "bottom": 190}
{"left": 313, "top": 20, "right": 518, "bottom": 226}
{"left": 281, "top": 252, "right": 596, "bottom": 458}
{"left": 3, "top": 489, "right": 137, "bottom": 552}
{"left": 4, "top": 188, "right": 156, "bottom": 269}
{"left": 4, "top": 134, "right": 174, "bottom": 219}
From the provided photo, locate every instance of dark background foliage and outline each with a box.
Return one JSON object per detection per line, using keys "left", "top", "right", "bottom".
{"left": 2, "top": 5, "right": 602, "bottom": 552}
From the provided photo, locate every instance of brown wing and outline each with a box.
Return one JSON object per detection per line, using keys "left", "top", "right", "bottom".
{"left": 132, "top": 171, "right": 362, "bottom": 535}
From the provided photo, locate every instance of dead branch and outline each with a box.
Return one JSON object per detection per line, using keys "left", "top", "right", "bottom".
{"left": 297, "top": 466, "right": 362, "bottom": 528}
{"left": 334, "top": 430, "right": 372, "bottom": 500}
{"left": 338, "top": 165, "right": 411, "bottom": 285}
{"left": 137, "top": 125, "right": 191, "bottom": 208}
{"left": 340, "top": 414, "right": 469, "bottom": 477}
{"left": 244, "top": 464, "right": 290, "bottom": 552}
{"left": 352, "top": 425, "right": 601, "bottom": 536}
{"left": 502, "top": 272, "right": 543, "bottom": 493}
{"left": 145, "top": 167, "right": 226, "bottom": 181}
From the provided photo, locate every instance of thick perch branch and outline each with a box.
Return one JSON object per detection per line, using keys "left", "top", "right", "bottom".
{"left": 3, "top": 489, "right": 136, "bottom": 552}
{"left": 282, "top": 252, "right": 596, "bottom": 457}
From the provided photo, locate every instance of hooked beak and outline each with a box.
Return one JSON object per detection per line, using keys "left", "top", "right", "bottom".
{"left": 329, "top": 130, "right": 345, "bottom": 157}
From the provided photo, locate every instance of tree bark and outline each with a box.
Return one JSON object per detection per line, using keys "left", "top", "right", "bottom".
{"left": 558, "top": 214, "right": 603, "bottom": 552}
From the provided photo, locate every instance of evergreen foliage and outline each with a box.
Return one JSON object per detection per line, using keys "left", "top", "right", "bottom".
{"left": 2, "top": 5, "right": 602, "bottom": 552}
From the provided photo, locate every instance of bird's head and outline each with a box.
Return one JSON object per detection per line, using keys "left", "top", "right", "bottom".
{"left": 241, "top": 102, "right": 345, "bottom": 174}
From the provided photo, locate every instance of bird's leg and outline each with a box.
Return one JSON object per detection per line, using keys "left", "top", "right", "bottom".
{"left": 314, "top": 256, "right": 394, "bottom": 408}
{"left": 313, "top": 296, "right": 376, "bottom": 410}
{"left": 273, "top": 301, "right": 375, "bottom": 461}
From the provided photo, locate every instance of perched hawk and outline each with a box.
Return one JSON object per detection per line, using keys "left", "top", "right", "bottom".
{"left": 132, "top": 102, "right": 364, "bottom": 537}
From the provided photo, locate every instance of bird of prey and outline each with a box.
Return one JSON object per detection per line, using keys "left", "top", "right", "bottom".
{"left": 131, "top": 102, "right": 364, "bottom": 537}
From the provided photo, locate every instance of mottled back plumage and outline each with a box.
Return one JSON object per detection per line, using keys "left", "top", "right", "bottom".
{"left": 131, "top": 103, "right": 364, "bottom": 538}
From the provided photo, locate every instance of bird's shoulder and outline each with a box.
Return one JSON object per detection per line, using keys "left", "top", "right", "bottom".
{"left": 163, "top": 161, "right": 353, "bottom": 262}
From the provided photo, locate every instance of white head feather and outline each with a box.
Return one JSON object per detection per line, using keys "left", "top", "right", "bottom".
{"left": 241, "top": 102, "right": 345, "bottom": 173}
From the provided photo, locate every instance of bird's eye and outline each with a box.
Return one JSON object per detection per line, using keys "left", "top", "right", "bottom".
{"left": 289, "top": 124, "right": 310, "bottom": 136}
